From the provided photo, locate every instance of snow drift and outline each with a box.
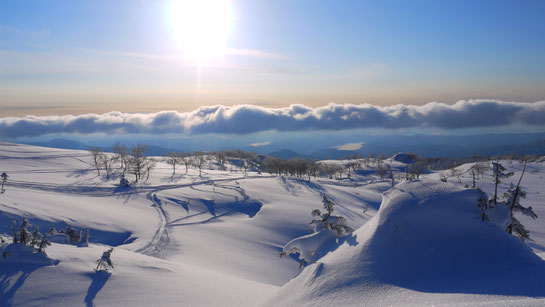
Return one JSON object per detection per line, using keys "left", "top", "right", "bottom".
{"left": 392, "top": 152, "right": 415, "bottom": 164}
{"left": 267, "top": 180, "right": 545, "bottom": 306}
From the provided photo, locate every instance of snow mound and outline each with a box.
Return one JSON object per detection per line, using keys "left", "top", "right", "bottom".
{"left": 0, "top": 243, "right": 59, "bottom": 266}
{"left": 392, "top": 152, "right": 415, "bottom": 164}
{"left": 267, "top": 180, "right": 545, "bottom": 306}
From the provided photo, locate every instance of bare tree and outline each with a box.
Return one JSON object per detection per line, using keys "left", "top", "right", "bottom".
{"left": 367, "top": 153, "right": 377, "bottom": 166}
{"left": 112, "top": 142, "right": 129, "bottom": 176}
{"left": 306, "top": 162, "right": 319, "bottom": 182}
{"left": 144, "top": 159, "right": 156, "bottom": 182}
{"left": 345, "top": 161, "right": 360, "bottom": 178}
{"left": 214, "top": 151, "right": 227, "bottom": 171}
{"left": 473, "top": 162, "right": 490, "bottom": 179}
{"left": 179, "top": 152, "right": 191, "bottom": 174}
{"left": 375, "top": 163, "right": 388, "bottom": 180}
{"left": 192, "top": 152, "right": 208, "bottom": 177}
{"left": 89, "top": 147, "right": 103, "bottom": 176}
{"left": 164, "top": 152, "right": 182, "bottom": 176}
{"left": 449, "top": 167, "right": 462, "bottom": 183}
{"left": 387, "top": 164, "right": 395, "bottom": 187}
{"left": 100, "top": 154, "right": 114, "bottom": 180}
{"left": 129, "top": 144, "right": 148, "bottom": 182}
{"left": 409, "top": 160, "right": 426, "bottom": 179}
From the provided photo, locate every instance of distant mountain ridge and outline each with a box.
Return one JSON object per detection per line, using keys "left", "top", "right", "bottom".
{"left": 18, "top": 133, "right": 545, "bottom": 159}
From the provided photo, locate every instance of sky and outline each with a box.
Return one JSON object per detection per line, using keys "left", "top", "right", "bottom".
{"left": 1, "top": 0, "right": 545, "bottom": 117}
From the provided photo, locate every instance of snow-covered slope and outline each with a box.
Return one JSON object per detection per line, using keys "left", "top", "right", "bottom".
{"left": 0, "top": 142, "right": 379, "bottom": 306}
{"left": 1, "top": 142, "right": 545, "bottom": 306}
{"left": 267, "top": 180, "right": 545, "bottom": 306}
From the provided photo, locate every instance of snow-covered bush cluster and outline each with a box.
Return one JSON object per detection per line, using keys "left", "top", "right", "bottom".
{"left": 2, "top": 218, "right": 91, "bottom": 260}
{"left": 280, "top": 194, "right": 354, "bottom": 268}
{"left": 5, "top": 217, "right": 56, "bottom": 254}
{"left": 56, "top": 225, "right": 90, "bottom": 247}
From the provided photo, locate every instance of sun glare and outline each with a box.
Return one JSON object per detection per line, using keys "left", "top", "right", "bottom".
{"left": 169, "top": 0, "right": 233, "bottom": 65}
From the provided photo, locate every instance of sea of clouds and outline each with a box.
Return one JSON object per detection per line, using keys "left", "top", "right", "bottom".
{"left": 1, "top": 100, "right": 544, "bottom": 138}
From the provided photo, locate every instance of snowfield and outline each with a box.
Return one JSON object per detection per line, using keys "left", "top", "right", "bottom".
{"left": 0, "top": 142, "right": 544, "bottom": 306}
{"left": 267, "top": 180, "right": 545, "bottom": 306}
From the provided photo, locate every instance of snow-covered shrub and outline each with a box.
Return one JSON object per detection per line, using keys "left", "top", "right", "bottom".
{"left": 78, "top": 229, "right": 90, "bottom": 247}
{"left": 310, "top": 194, "right": 353, "bottom": 236}
{"left": 55, "top": 225, "right": 90, "bottom": 246}
{"left": 0, "top": 172, "right": 7, "bottom": 193}
{"left": 119, "top": 175, "right": 130, "bottom": 188}
{"left": 5, "top": 217, "right": 57, "bottom": 255}
{"left": 96, "top": 248, "right": 115, "bottom": 271}
{"left": 280, "top": 194, "right": 354, "bottom": 268}
{"left": 59, "top": 225, "right": 81, "bottom": 244}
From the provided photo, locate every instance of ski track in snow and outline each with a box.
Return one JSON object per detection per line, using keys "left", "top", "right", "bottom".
{"left": 3, "top": 162, "right": 271, "bottom": 259}
{"left": 133, "top": 176, "right": 269, "bottom": 258}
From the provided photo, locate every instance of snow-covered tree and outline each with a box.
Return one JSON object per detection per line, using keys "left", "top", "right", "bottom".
{"left": 59, "top": 225, "right": 82, "bottom": 244}
{"left": 504, "top": 162, "right": 537, "bottom": 241}
{"left": 1, "top": 172, "right": 8, "bottom": 193}
{"left": 9, "top": 217, "right": 56, "bottom": 253}
{"left": 96, "top": 248, "right": 115, "bottom": 271}
{"left": 475, "top": 189, "right": 490, "bottom": 221}
{"left": 38, "top": 228, "right": 57, "bottom": 253}
{"left": 491, "top": 162, "right": 514, "bottom": 206}
{"left": 18, "top": 217, "right": 32, "bottom": 245}
{"left": 280, "top": 194, "right": 353, "bottom": 268}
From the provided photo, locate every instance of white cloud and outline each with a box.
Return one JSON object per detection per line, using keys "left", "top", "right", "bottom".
{"left": 334, "top": 142, "right": 364, "bottom": 151}
{"left": 250, "top": 141, "right": 271, "bottom": 147}
{"left": 1, "top": 100, "right": 544, "bottom": 138}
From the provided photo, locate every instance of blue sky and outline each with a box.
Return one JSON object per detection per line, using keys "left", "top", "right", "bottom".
{"left": 1, "top": 0, "right": 545, "bottom": 116}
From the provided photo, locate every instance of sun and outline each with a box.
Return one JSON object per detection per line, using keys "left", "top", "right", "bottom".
{"left": 169, "top": 0, "right": 233, "bottom": 65}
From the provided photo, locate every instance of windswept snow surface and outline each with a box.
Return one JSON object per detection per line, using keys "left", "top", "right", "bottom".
{"left": 267, "top": 180, "right": 545, "bottom": 306}
{"left": 0, "top": 142, "right": 377, "bottom": 306}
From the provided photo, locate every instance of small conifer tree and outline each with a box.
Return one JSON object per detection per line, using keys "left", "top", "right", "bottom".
{"left": 490, "top": 162, "right": 514, "bottom": 206}
{"left": 96, "top": 248, "right": 115, "bottom": 271}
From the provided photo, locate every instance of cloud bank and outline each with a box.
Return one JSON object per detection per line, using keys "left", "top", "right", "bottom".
{"left": 1, "top": 100, "right": 544, "bottom": 138}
